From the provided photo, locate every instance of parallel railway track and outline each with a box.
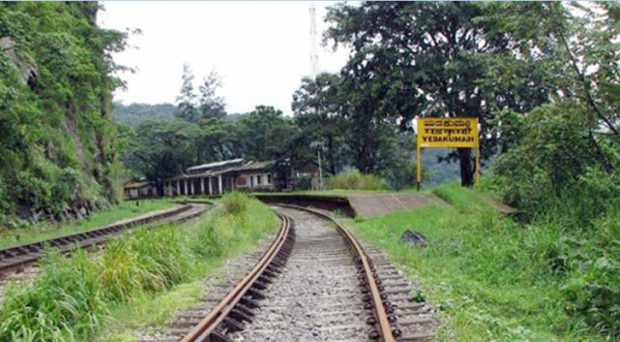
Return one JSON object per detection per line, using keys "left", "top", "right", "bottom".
{"left": 0, "top": 203, "right": 209, "bottom": 276}
{"left": 170, "top": 205, "right": 434, "bottom": 342}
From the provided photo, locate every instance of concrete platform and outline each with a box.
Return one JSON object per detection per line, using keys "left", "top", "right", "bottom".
{"left": 346, "top": 193, "right": 452, "bottom": 219}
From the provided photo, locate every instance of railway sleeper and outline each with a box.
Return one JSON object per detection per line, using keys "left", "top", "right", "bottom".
{"left": 229, "top": 308, "right": 253, "bottom": 323}
{"left": 245, "top": 286, "right": 266, "bottom": 300}
{"left": 233, "top": 303, "right": 256, "bottom": 317}
{"left": 222, "top": 316, "right": 244, "bottom": 332}
{"left": 240, "top": 295, "right": 261, "bottom": 309}
{"left": 207, "top": 331, "right": 231, "bottom": 342}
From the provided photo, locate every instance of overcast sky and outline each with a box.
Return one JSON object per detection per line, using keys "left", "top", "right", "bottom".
{"left": 98, "top": 1, "right": 350, "bottom": 115}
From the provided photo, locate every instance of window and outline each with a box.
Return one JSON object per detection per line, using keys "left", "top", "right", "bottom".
{"left": 257, "top": 175, "right": 262, "bottom": 185}
{"left": 267, "top": 174, "right": 272, "bottom": 184}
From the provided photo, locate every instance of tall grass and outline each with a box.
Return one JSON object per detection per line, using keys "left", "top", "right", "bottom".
{"left": 328, "top": 170, "right": 389, "bottom": 191}
{"left": 0, "top": 193, "right": 278, "bottom": 341}
{"left": 97, "top": 228, "right": 192, "bottom": 303}
{"left": 192, "top": 192, "right": 278, "bottom": 259}
{"left": 0, "top": 250, "right": 105, "bottom": 341}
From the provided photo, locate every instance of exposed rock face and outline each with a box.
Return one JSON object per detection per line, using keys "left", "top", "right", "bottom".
{"left": 0, "top": 36, "right": 38, "bottom": 89}
{"left": 400, "top": 230, "right": 429, "bottom": 247}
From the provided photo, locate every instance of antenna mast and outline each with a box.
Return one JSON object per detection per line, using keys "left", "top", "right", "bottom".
{"left": 309, "top": 1, "right": 319, "bottom": 78}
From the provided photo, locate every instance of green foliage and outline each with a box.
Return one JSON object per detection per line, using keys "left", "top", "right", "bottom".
{"left": 328, "top": 170, "right": 389, "bottom": 191}
{"left": 0, "top": 250, "right": 105, "bottom": 341}
{"left": 0, "top": 3, "right": 126, "bottom": 222}
{"left": 122, "top": 106, "right": 298, "bottom": 184}
{"left": 292, "top": 73, "right": 422, "bottom": 189}
{"left": 112, "top": 102, "right": 177, "bottom": 128}
{"left": 197, "top": 71, "right": 226, "bottom": 120}
{"left": 324, "top": 2, "right": 554, "bottom": 186}
{"left": 123, "top": 118, "right": 199, "bottom": 183}
{"left": 176, "top": 64, "right": 199, "bottom": 122}
{"left": 487, "top": 103, "right": 620, "bottom": 337}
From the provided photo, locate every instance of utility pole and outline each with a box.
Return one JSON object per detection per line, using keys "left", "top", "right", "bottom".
{"left": 309, "top": 1, "right": 319, "bottom": 78}
{"left": 317, "top": 147, "right": 323, "bottom": 190}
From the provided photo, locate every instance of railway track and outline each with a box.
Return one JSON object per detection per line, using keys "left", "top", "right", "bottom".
{"left": 0, "top": 203, "right": 209, "bottom": 276}
{"left": 160, "top": 205, "right": 434, "bottom": 342}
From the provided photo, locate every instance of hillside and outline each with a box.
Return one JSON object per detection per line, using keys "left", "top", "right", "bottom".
{"left": 0, "top": 3, "right": 125, "bottom": 225}
{"left": 112, "top": 102, "right": 177, "bottom": 127}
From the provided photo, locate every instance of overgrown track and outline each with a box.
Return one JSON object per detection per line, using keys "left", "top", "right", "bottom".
{"left": 0, "top": 203, "right": 209, "bottom": 275}
{"left": 180, "top": 212, "right": 295, "bottom": 342}
{"left": 176, "top": 205, "right": 430, "bottom": 342}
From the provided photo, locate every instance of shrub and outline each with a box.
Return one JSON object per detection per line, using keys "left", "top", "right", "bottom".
{"left": 328, "top": 170, "right": 389, "bottom": 190}
{"left": 221, "top": 191, "right": 248, "bottom": 215}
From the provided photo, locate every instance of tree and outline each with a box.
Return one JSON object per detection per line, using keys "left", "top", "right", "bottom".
{"left": 194, "top": 117, "right": 241, "bottom": 162}
{"left": 325, "top": 2, "right": 551, "bottom": 186}
{"left": 175, "top": 64, "right": 198, "bottom": 122}
{"left": 235, "top": 106, "right": 298, "bottom": 161}
{"left": 292, "top": 73, "right": 348, "bottom": 175}
{"left": 198, "top": 71, "right": 226, "bottom": 120}
{"left": 123, "top": 119, "right": 198, "bottom": 187}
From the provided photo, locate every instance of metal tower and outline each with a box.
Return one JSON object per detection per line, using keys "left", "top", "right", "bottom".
{"left": 309, "top": 1, "right": 319, "bottom": 78}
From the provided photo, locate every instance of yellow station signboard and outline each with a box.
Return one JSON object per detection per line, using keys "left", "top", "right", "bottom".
{"left": 417, "top": 117, "right": 479, "bottom": 148}
{"left": 416, "top": 117, "right": 480, "bottom": 187}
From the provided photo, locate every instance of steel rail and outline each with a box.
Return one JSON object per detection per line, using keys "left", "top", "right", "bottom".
{"left": 279, "top": 204, "right": 395, "bottom": 342}
{"left": 181, "top": 213, "right": 292, "bottom": 342}
{"left": 0, "top": 203, "right": 207, "bottom": 274}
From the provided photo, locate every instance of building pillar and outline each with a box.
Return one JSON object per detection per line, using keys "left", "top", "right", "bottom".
{"left": 176, "top": 180, "right": 180, "bottom": 196}
{"left": 190, "top": 179, "right": 195, "bottom": 195}
{"left": 200, "top": 177, "right": 205, "bottom": 194}
{"left": 208, "top": 177, "right": 213, "bottom": 195}
{"left": 218, "top": 175, "right": 223, "bottom": 194}
{"left": 184, "top": 179, "right": 188, "bottom": 195}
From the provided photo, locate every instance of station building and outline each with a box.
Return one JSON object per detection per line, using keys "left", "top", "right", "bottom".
{"left": 123, "top": 158, "right": 319, "bottom": 199}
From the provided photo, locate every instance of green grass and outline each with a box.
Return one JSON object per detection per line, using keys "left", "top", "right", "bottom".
{"left": 0, "top": 200, "right": 174, "bottom": 249}
{"left": 0, "top": 193, "right": 278, "bottom": 341}
{"left": 343, "top": 183, "right": 603, "bottom": 341}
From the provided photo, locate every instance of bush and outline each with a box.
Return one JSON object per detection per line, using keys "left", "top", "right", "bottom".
{"left": 221, "top": 191, "right": 248, "bottom": 215}
{"left": 488, "top": 100, "right": 620, "bottom": 337}
{"left": 328, "top": 170, "right": 389, "bottom": 190}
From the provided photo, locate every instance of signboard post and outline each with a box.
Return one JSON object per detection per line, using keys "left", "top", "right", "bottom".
{"left": 416, "top": 117, "right": 480, "bottom": 189}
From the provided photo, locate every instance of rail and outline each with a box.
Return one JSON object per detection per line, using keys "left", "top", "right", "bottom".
{"left": 0, "top": 203, "right": 208, "bottom": 274}
{"left": 181, "top": 204, "right": 395, "bottom": 342}
{"left": 181, "top": 213, "right": 294, "bottom": 341}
